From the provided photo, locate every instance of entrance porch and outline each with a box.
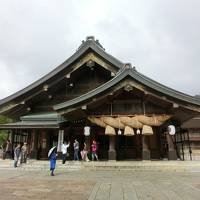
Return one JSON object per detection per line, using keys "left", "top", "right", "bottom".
{"left": 15, "top": 124, "right": 175, "bottom": 161}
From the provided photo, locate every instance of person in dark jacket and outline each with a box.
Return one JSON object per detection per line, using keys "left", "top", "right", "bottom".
{"left": 14, "top": 144, "right": 21, "bottom": 167}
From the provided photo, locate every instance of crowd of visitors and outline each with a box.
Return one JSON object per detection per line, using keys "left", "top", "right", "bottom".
{"left": 1, "top": 138, "right": 100, "bottom": 177}
{"left": 60, "top": 139, "right": 99, "bottom": 162}
{"left": 1, "top": 140, "right": 29, "bottom": 168}
{"left": 14, "top": 142, "right": 29, "bottom": 167}
{"left": 48, "top": 139, "right": 99, "bottom": 176}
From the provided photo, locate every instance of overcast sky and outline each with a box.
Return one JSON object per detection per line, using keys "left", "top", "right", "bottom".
{"left": 0, "top": 0, "right": 200, "bottom": 100}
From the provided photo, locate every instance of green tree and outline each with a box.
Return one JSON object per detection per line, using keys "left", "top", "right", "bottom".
{"left": 0, "top": 115, "right": 12, "bottom": 147}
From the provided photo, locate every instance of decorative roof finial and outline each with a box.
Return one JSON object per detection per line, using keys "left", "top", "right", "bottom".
{"left": 124, "top": 63, "right": 136, "bottom": 70}
{"left": 124, "top": 63, "right": 132, "bottom": 69}
{"left": 86, "top": 36, "right": 95, "bottom": 41}
{"left": 78, "top": 36, "right": 105, "bottom": 50}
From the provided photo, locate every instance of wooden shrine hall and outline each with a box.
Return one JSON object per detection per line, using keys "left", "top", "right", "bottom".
{"left": 0, "top": 36, "right": 200, "bottom": 160}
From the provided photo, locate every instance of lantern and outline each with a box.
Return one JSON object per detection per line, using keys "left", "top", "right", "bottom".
{"left": 168, "top": 125, "right": 176, "bottom": 135}
{"left": 84, "top": 126, "right": 90, "bottom": 136}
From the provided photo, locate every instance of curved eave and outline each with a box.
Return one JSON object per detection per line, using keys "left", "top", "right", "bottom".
{"left": 132, "top": 70, "right": 200, "bottom": 106}
{"left": 0, "top": 39, "right": 123, "bottom": 106}
{"left": 0, "top": 121, "right": 59, "bottom": 129}
{"left": 20, "top": 112, "right": 62, "bottom": 122}
{"left": 54, "top": 67, "right": 200, "bottom": 111}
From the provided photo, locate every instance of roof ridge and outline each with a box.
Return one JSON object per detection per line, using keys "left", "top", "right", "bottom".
{"left": 0, "top": 37, "right": 123, "bottom": 107}
{"left": 78, "top": 36, "right": 105, "bottom": 51}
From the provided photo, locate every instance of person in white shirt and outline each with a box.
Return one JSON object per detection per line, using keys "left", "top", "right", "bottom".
{"left": 62, "top": 141, "right": 70, "bottom": 164}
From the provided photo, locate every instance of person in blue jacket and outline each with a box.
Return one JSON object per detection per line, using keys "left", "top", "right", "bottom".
{"left": 49, "top": 147, "right": 57, "bottom": 176}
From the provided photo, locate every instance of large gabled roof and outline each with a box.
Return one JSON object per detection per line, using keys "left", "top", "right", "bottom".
{"left": 54, "top": 65, "right": 200, "bottom": 112}
{"left": 0, "top": 36, "right": 123, "bottom": 106}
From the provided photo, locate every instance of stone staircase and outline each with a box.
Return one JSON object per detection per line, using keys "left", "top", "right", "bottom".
{"left": 1, "top": 159, "right": 200, "bottom": 172}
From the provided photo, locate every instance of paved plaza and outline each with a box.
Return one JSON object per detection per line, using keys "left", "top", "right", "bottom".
{"left": 0, "top": 161, "right": 200, "bottom": 200}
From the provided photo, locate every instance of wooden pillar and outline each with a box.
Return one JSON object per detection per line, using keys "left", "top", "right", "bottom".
{"left": 108, "top": 136, "right": 116, "bottom": 160}
{"left": 142, "top": 135, "right": 150, "bottom": 160}
{"left": 39, "top": 130, "right": 48, "bottom": 159}
{"left": 57, "top": 130, "right": 64, "bottom": 152}
{"left": 85, "top": 135, "right": 90, "bottom": 150}
{"left": 8, "top": 131, "right": 12, "bottom": 142}
{"left": 166, "top": 134, "right": 177, "bottom": 160}
{"left": 54, "top": 129, "right": 64, "bottom": 159}
{"left": 9, "top": 130, "right": 14, "bottom": 159}
{"left": 30, "top": 129, "right": 38, "bottom": 159}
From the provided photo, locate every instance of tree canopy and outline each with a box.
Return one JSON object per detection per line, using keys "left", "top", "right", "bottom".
{"left": 0, "top": 115, "right": 12, "bottom": 147}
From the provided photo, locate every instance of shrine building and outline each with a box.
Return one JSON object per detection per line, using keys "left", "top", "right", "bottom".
{"left": 0, "top": 36, "right": 200, "bottom": 161}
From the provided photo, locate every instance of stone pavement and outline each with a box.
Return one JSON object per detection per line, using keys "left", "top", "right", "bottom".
{"left": 1, "top": 159, "right": 200, "bottom": 172}
{"left": 0, "top": 160, "right": 200, "bottom": 199}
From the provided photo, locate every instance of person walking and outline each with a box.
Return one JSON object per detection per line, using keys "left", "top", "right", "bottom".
{"left": 21, "top": 142, "right": 28, "bottom": 164}
{"left": 14, "top": 144, "right": 21, "bottom": 167}
{"left": 48, "top": 146, "right": 57, "bottom": 176}
{"left": 81, "top": 142, "right": 89, "bottom": 161}
{"left": 91, "top": 140, "right": 98, "bottom": 161}
{"left": 62, "top": 141, "right": 70, "bottom": 164}
{"left": 73, "top": 139, "right": 79, "bottom": 161}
